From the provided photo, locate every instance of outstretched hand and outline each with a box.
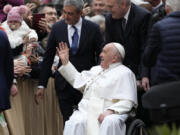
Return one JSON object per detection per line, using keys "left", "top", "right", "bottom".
{"left": 56, "top": 42, "right": 69, "bottom": 65}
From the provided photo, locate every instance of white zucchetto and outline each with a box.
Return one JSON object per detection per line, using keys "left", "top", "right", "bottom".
{"left": 113, "top": 42, "right": 125, "bottom": 59}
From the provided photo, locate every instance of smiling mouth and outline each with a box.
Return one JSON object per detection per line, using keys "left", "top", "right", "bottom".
{"left": 100, "top": 58, "right": 104, "bottom": 62}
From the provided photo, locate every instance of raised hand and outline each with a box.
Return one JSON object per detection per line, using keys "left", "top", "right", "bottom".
{"left": 56, "top": 42, "right": 69, "bottom": 65}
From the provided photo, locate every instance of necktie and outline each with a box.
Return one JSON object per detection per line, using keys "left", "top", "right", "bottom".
{"left": 121, "top": 18, "right": 126, "bottom": 32}
{"left": 71, "top": 26, "right": 79, "bottom": 55}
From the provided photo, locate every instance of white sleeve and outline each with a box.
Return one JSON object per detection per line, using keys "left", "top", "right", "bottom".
{"left": 28, "top": 29, "right": 38, "bottom": 41}
{"left": 107, "top": 100, "right": 134, "bottom": 115}
{"left": 58, "top": 62, "right": 93, "bottom": 92}
{"left": 9, "top": 36, "right": 23, "bottom": 48}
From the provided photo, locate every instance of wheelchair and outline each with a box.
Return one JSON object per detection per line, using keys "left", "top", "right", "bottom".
{"left": 125, "top": 103, "right": 149, "bottom": 135}
{"left": 126, "top": 117, "right": 148, "bottom": 135}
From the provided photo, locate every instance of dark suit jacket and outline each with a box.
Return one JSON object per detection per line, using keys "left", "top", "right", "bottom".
{"left": 38, "top": 18, "right": 103, "bottom": 90}
{"left": 105, "top": 3, "right": 151, "bottom": 79}
{"left": 0, "top": 30, "right": 14, "bottom": 112}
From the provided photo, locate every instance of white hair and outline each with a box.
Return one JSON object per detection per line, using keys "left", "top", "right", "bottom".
{"left": 90, "top": 15, "right": 105, "bottom": 25}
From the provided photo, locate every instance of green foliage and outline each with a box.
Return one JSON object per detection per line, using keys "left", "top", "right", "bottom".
{"left": 148, "top": 124, "right": 180, "bottom": 135}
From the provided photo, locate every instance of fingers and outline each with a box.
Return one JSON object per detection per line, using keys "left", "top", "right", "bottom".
{"left": 34, "top": 89, "right": 44, "bottom": 105}
{"left": 83, "top": 3, "right": 89, "bottom": 8}
{"left": 142, "top": 77, "right": 150, "bottom": 91}
{"left": 98, "top": 114, "right": 104, "bottom": 124}
{"left": 34, "top": 94, "right": 40, "bottom": 105}
{"left": 11, "top": 84, "right": 18, "bottom": 97}
{"left": 58, "top": 42, "right": 68, "bottom": 51}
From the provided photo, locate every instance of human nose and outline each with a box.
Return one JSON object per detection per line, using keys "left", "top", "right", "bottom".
{"left": 100, "top": 52, "right": 103, "bottom": 57}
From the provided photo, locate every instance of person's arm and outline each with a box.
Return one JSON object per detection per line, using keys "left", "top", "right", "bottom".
{"left": 38, "top": 25, "right": 57, "bottom": 87}
{"left": 4, "top": 31, "right": 14, "bottom": 90}
{"left": 56, "top": 41, "right": 78, "bottom": 87}
{"left": 98, "top": 100, "right": 134, "bottom": 123}
{"left": 34, "top": 25, "right": 57, "bottom": 104}
{"left": 139, "top": 12, "right": 151, "bottom": 90}
{"left": 106, "top": 100, "right": 134, "bottom": 114}
{"left": 57, "top": 42, "right": 89, "bottom": 91}
{"left": 143, "top": 24, "right": 161, "bottom": 67}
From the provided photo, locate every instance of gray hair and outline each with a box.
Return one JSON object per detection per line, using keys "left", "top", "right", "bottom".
{"left": 64, "top": 0, "right": 84, "bottom": 12}
{"left": 90, "top": 15, "right": 105, "bottom": 25}
{"left": 115, "top": 0, "right": 131, "bottom": 5}
{"left": 166, "top": 0, "right": 180, "bottom": 12}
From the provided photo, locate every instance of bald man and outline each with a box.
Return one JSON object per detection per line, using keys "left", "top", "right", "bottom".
{"left": 56, "top": 42, "right": 137, "bottom": 135}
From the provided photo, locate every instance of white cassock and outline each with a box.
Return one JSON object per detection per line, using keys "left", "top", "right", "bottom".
{"left": 58, "top": 62, "right": 138, "bottom": 135}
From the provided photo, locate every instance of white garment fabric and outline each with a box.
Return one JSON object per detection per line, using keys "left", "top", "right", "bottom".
{"left": 58, "top": 62, "right": 137, "bottom": 135}
{"left": 64, "top": 99, "right": 128, "bottom": 135}
{"left": 1, "top": 21, "right": 38, "bottom": 49}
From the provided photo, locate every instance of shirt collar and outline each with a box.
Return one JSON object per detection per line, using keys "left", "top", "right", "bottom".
{"left": 103, "top": 62, "right": 122, "bottom": 71}
{"left": 68, "top": 17, "right": 82, "bottom": 30}
{"left": 124, "top": 5, "right": 131, "bottom": 22}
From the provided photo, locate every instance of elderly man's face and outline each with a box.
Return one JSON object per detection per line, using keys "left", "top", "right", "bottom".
{"left": 63, "top": 6, "right": 82, "bottom": 25}
{"left": 92, "top": 0, "right": 106, "bottom": 15}
{"left": 100, "top": 44, "right": 114, "bottom": 69}
{"left": 106, "top": 0, "right": 129, "bottom": 19}
{"left": 44, "top": 7, "right": 58, "bottom": 25}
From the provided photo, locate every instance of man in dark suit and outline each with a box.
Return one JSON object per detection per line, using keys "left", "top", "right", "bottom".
{"left": 35, "top": 0, "right": 103, "bottom": 123}
{"left": 0, "top": 30, "right": 14, "bottom": 113}
{"left": 105, "top": 0, "right": 151, "bottom": 90}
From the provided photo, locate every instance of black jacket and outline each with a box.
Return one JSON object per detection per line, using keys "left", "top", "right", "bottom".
{"left": 105, "top": 3, "right": 151, "bottom": 79}
{"left": 144, "top": 12, "right": 180, "bottom": 85}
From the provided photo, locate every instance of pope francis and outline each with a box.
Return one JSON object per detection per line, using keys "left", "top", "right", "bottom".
{"left": 56, "top": 42, "right": 138, "bottom": 135}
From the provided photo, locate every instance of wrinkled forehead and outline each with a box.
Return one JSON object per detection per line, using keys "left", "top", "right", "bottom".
{"left": 103, "top": 43, "right": 114, "bottom": 51}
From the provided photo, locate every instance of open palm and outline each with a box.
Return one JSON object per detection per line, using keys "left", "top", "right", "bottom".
{"left": 56, "top": 42, "right": 69, "bottom": 65}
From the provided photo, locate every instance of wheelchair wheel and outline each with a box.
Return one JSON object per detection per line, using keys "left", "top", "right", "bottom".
{"left": 127, "top": 119, "right": 149, "bottom": 135}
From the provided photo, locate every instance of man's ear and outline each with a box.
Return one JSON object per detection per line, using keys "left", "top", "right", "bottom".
{"left": 112, "top": 55, "right": 118, "bottom": 63}
{"left": 79, "top": 10, "right": 83, "bottom": 16}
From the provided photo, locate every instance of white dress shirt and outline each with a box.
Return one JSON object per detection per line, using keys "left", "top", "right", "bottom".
{"left": 67, "top": 17, "right": 82, "bottom": 48}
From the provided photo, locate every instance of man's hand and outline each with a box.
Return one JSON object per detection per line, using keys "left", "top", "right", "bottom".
{"left": 14, "top": 66, "right": 32, "bottom": 77}
{"left": 83, "top": 3, "right": 91, "bottom": 16}
{"left": 142, "top": 77, "right": 150, "bottom": 91}
{"left": 23, "top": 31, "right": 31, "bottom": 45}
{"left": 11, "top": 84, "right": 18, "bottom": 97}
{"left": 98, "top": 110, "right": 114, "bottom": 124}
{"left": 136, "top": 80, "right": 143, "bottom": 90}
{"left": 34, "top": 88, "right": 45, "bottom": 104}
{"left": 56, "top": 42, "right": 69, "bottom": 65}
{"left": 38, "top": 18, "right": 51, "bottom": 33}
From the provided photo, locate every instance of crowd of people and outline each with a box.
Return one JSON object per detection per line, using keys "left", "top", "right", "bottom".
{"left": 0, "top": 0, "right": 180, "bottom": 134}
